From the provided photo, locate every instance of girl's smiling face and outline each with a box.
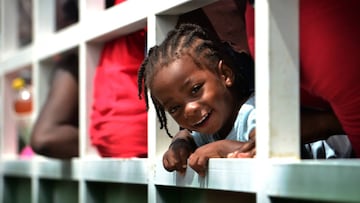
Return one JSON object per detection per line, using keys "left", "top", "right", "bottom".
{"left": 151, "top": 55, "right": 235, "bottom": 135}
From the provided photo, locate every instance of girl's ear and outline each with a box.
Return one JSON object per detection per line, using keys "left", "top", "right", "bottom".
{"left": 218, "top": 60, "right": 235, "bottom": 87}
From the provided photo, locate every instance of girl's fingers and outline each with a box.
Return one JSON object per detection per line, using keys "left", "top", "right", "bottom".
{"left": 227, "top": 148, "right": 256, "bottom": 158}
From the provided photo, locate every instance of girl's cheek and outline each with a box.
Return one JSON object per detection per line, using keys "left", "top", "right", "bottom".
{"left": 174, "top": 117, "right": 187, "bottom": 128}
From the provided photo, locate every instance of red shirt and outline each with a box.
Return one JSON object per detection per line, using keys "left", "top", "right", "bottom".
{"left": 90, "top": 0, "right": 147, "bottom": 157}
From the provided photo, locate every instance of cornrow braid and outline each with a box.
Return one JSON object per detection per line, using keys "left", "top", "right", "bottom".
{"left": 138, "top": 46, "right": 158, "bottom": 110}
{"left": 137, "top": 23, "right": 252, "bottom": 138}
{"left": 138, "top": 46, "right": 172, "bottom": 137}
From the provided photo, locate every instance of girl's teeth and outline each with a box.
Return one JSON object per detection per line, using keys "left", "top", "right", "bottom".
{"left": 195, "top": 113, "right": 208, "bottom": 125}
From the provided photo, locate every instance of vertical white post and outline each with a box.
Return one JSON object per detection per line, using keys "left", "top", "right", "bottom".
{"left": 255, "top": 0, "right": 299, "bottom": 202}
{"left": 0, "top": 0, "right": 18, "bottom": 53}
{"left": 35, "top": 0, "right": 55, "bottom": 40}
{"left": 78, "top": 0, "right": 104, "bottom": 159}
{"left": 147, "top": 14, "right": 179, "bottom": 203}
{"left": 0, "top": 0, "right": 3, "bottom": 195}
{"left": 78, "top": 1, "right": 86, "bottom": 203}
{"left": 255, "top": 0, "right": 300, "bottom": 159}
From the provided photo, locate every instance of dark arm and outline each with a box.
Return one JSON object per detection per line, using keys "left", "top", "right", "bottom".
{"left": 301, "top": 107, "right": 344, "bottom": 144}
{"left": 163, "top": 129, "right": 197, "bottom": 174}
{"left": 30, "top": 57, "right": 79, "bottom": 159}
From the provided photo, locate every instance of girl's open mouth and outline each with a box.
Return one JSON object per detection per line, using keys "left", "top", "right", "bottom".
{"left": 193, "top": 111, "right": 212, "bottom": 128}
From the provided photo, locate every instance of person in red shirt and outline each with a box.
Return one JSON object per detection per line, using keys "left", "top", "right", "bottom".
{"left": 90, "top": 0, "right": 148, "bottom": 157}
{"left": 245, "top": 0, "right": 360, "bottom": 157}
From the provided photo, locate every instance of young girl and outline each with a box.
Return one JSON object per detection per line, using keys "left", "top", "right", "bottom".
{"left": 138, "top": 23, "right": 256, "bottom": 176}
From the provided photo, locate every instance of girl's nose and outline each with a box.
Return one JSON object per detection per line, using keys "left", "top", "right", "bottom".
{"left": 184, "top": 101, "right": 200, "bottom": 119}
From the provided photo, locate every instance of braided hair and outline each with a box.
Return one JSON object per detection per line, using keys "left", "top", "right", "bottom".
{"left": 138, "top": 23, "right": 253, "bottom": 138}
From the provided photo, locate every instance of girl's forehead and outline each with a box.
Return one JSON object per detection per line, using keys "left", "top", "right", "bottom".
{"left": 151, "top": 57, "right": 208, "bottom": 95}
{"left": 168, "top": 54, "right": 208, "bottom": 72}
{"left": 155, "top": 57, "right": 198, "bottom": 85}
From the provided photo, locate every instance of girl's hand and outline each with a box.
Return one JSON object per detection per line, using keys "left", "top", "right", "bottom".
{"left": 227, "top": 129, "right": 256, "bottom": 158}
{"left": 227, "top": 148, "right": 256, "bottom": 158}
{"left": 162, "top": 130, "right": 196, "bottom": 175}
{"left": 188, "top": 139, "right": 255, "bottom": 177}
{"left": 188, "top": 143, "right": 220, "bottom": 177}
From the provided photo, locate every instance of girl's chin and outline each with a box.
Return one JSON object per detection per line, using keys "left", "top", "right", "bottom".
{"left": 195, "top": 128, "right": 218, "bottom": 135}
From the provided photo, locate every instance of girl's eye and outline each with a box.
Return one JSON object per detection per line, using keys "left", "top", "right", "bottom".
{"left": 191, "top": 84, "right": 202, "bottom": 94}
{"left": 168, "top": 106, "right": 180, "bottom": 114}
